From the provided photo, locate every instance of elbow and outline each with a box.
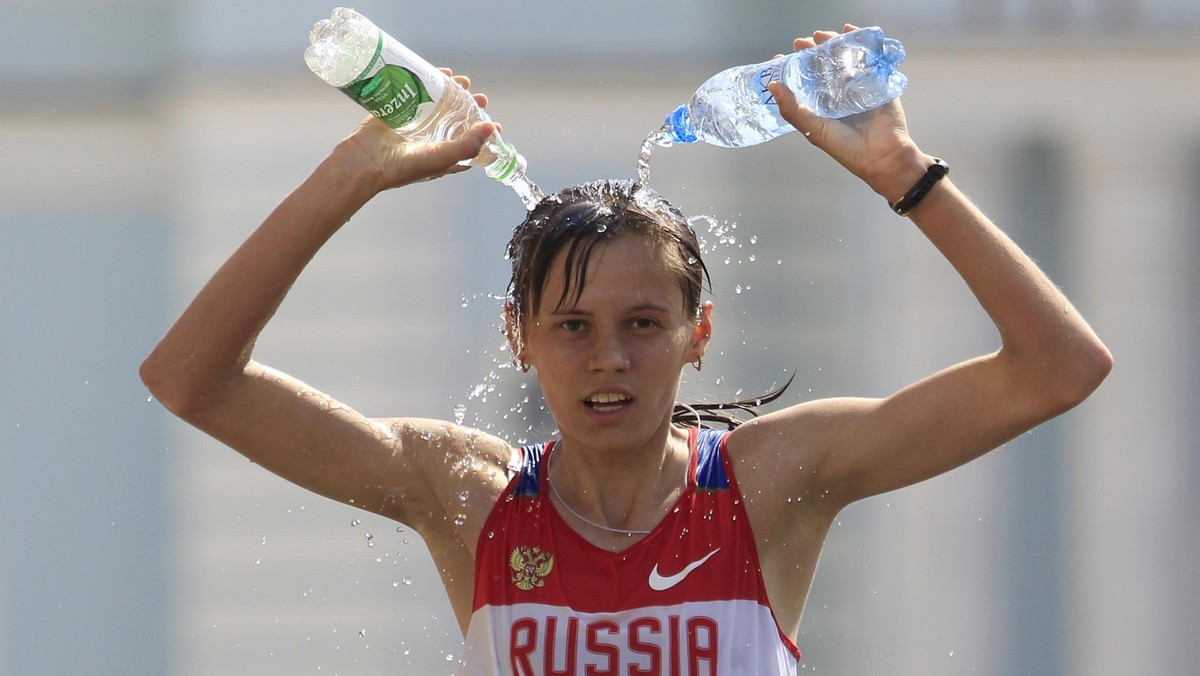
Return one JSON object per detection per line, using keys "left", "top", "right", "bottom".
{"left": 139, "top": 351, "right": 182, "bottom": 414}
{"left": 139, "top": 349, "right": 208, "bottom": 419}
{"left": 1044, "top": 338, "right": 1114, "bottom": 414}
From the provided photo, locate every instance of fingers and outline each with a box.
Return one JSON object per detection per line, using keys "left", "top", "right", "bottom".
{"left": 401, "top": 120, "right": 497, "bottom": 184}
{"left": 438, "top": 66, "right": 461, "bottom": 83}
{"left": 812, "top": 30, "right": 839, "bottom": 44}
{"left": 793, "top": 24, "right": 859, "bottom": 51}
{"left": 438, "top": 66, "right": 474, "bottom": 93}
{"left": 445, "top": 121, "right": 497, "bottom": 163}
{"left": 793, "top": 36, "right": 816, "bottom": 51}
{"left": 767, "top": 81, "right": 819, "bottom": 144}
{"left": 438, "top": 67, "right": 490, "bottom": 110}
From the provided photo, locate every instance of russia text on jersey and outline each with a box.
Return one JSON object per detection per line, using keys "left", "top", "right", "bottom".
{"left": 509, "top": 614, "right": 718, "bottom": 676}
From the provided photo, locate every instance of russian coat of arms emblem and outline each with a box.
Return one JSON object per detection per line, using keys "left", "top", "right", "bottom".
{"left": 509, "top": 546, "right": 554, "bottom": 591}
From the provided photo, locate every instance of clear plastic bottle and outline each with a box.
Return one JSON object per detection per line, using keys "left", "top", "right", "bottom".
{"left": 659, "top": 27, "right": 908, "bottom": 149}
{"left": 305, "top": 7, "right": 543, "bottom": 209}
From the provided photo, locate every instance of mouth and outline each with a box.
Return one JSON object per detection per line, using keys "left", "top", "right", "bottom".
{"left": 584, "top": 392, "right": 633, "bottom": 413}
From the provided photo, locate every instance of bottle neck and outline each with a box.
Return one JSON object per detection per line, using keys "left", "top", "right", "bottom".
{"left": 664, "top": 105, "right": 698, "bottom": 144}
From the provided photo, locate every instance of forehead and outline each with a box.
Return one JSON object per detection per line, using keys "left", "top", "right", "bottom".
{"left": 539, "top": 235, "right": 684, "bottom": 313}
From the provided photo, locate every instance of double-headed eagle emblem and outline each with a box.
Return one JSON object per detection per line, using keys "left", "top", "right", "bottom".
{"left": 510, "top": 546, "right": 554, "bottom": 591}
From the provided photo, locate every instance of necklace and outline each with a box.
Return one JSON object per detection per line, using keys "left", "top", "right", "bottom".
{"left": 547, "top": 445, "right": 654, "bottom": 536}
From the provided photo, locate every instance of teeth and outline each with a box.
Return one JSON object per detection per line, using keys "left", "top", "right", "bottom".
{"left": 588, "top": 393, "right": 629, "bottom": 404}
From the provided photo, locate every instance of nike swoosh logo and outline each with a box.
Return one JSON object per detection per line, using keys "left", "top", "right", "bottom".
{"left": 648, "top": 548, "right": 721, "bottom": 592}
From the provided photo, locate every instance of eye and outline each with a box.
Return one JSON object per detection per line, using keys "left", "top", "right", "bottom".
{"left": 560, "top": 319, "right": 587, "bottom": 333}
{"left": 630, "top": 317, "right": 660, "bottom": 330}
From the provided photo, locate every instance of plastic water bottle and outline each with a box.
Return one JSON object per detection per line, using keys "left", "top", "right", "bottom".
{"left": 305, "top": 7, "right": 543, "bottom": 209}
{"left": 659, "top": 27, "right": 907, "bottom": 149}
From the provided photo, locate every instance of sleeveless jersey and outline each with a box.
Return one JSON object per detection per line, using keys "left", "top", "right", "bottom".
{"left": 459, "top": 428, "right": 800, "bottom": 675}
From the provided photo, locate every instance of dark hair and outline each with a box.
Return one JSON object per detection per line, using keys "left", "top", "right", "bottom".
{"left": 504, "top": 179, "right": 789, "bottom": 429}
{"left": 506, "top": 179, "right": 707, "bottom": 334}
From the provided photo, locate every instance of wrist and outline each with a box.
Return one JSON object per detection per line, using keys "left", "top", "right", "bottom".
{"left": 863, "top": 144, "right": 936, "bottom": 202}
{"left": 888, "top": 158, "right": 949, "bottom": 216}
{"left": 325, "top": 137, "right": 390, "bottom": 203}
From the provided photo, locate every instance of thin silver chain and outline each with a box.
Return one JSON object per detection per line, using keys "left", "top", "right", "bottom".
{"left": 547, "top": 445, "right": 654, "bottom": 536}
{"left": 544, "top": 432, "right": 696, "bottom": 537}
{"left": 549, "top": 461, "right": 652, "bottom": 535}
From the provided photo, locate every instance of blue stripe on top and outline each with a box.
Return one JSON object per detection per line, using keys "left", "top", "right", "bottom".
{"left": 512, "top": 443, "right": 545, "bottom": 498}
{"left": 515, "top": 429, "right": 729, "bottom": 496}
{"left": 695, "top": 428, "right": 731, "bottom": 491}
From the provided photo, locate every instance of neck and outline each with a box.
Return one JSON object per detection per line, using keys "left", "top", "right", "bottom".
{"left": 548, "top": 423, "right": 692, "bottom": 540}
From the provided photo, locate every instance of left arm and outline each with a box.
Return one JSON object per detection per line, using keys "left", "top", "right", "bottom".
{"left": 730, "top": 28, "right": 1112, "bottom": 511}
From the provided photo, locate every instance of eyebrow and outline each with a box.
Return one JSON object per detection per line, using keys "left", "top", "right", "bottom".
{"left": 548, "top": 302, "right": 674, "bottom": 316}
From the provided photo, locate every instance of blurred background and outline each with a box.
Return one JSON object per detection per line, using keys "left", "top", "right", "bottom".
{"left": 2, "top": 0, "right": 1198, "bottom": 674}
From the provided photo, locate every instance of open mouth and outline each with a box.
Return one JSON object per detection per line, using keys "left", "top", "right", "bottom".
{"left": 584, "top": 392, "right": 633, "bottom": 413}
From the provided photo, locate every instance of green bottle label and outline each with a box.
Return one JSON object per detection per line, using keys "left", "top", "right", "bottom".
{"left": 341, "top": 64, "right": 434, "bottom": 129}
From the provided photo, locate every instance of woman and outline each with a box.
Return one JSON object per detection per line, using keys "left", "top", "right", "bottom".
{"left": 140, "top": 27, "right": 1111, "bottom": 675}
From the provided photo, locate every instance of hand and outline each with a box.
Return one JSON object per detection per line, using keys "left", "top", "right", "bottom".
{"left": 338, "top": 69, "right": 498, "bottom": 192}
{"left": 769, "top": 25, "right": 928, "bottom": 199}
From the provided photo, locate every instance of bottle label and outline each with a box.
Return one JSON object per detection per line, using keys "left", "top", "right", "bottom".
{"left": 342, "top": 64, "right": 434, "bottom": 128}
{"left": 339, "top": 30, "right": 445, "bottom": 130}
{"left": 755, "top": 59, "right": 787, "bottom": 108}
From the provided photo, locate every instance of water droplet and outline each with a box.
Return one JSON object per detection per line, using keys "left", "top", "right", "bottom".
{"left": 453, "top": 404, "right": 466, "bottom": 426}
{"left": 365, "top": 533, "right": 375, "bottom": 547}
{"left": 350, "top": 519, "right": 361, "bottom": 527}
{"left": 454, "top": 514, "right": 467, "bottom": 526}
{"left": 458, "top": 490, "right": 470, "bottom": 503}
{"left": 735, "top": 285, "right": 743, "bottom": 294}
{"left": 403, "top": 576, "right": 413, "bottom": 586}
{"left": 359, "top": 629, "right": 367, "bottom": 637}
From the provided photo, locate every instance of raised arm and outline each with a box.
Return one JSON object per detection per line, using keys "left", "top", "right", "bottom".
{"left": 139, "top": 80, "right": 512, "bottom": 530}
{"left": 730, "top": 29, "right": 1112, "bottom": 513}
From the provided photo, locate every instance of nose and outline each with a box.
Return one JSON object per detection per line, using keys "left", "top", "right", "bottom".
{"left": 588, "top": 330, "right": 630, "bottom": 372}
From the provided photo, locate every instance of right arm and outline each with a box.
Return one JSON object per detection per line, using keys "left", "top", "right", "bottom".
{"left": 139, "top": 106, "right": 511, "bottom": 530}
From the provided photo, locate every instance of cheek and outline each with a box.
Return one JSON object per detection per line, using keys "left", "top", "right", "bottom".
{"left": 632, "top": 335, "right": 692, "bottom": 368}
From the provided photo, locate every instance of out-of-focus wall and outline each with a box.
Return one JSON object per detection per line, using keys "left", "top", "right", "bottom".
{"left": 2, "top": 2, "right": 1198, "bottom": 675}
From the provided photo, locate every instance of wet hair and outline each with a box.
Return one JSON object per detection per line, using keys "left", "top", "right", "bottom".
{"left": 504, "top": 179, "right": 790, "bottom": 429}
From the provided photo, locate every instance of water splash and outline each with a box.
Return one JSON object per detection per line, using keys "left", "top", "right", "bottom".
{"left": 636, "top": 127, "right": 674, "bottom": 186}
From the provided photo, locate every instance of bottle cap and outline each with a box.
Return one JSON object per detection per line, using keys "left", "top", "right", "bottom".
{"left": 484, "top": 143, "right": 522, "bottom": 182}
{"left": 665, "top": 105, "right": 698, "bottom": 144}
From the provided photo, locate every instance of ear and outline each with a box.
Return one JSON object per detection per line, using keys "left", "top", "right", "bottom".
{"left": 688, "top": 301, "right": 714, "bottom": 362}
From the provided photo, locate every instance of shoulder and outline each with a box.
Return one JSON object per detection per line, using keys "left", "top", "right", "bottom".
{"left": 723, "top": 398, "right": 871, "bottom": 513}
{"left": 376, "top": 417, "right": 518, "bottom": 529}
